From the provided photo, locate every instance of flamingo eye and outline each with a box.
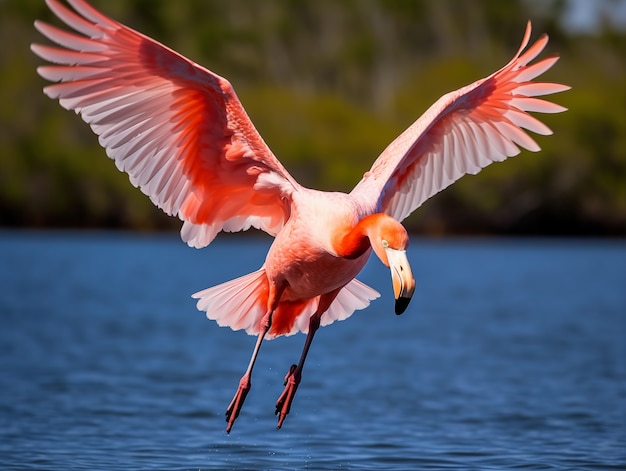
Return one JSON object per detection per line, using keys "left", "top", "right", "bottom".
{"left": 382, "top": 239, "right": 389, "bottom": 248}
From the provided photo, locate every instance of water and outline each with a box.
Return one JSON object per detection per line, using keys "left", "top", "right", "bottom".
{"left": 1, "top": 231, "right": 624, "bottom": 470}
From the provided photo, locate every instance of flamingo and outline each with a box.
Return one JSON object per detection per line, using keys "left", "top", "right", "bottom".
{"left": 32, "top": 0, "right": 568, "bottom": 433}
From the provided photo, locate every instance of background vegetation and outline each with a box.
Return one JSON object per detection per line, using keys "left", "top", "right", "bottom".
{"left": 1, "top": 0, "right": 625, "bottom": 236}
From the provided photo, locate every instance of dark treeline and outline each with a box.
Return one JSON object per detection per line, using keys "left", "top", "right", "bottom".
{"left": 1, "top": 0, "right": 625, "bottom": 236}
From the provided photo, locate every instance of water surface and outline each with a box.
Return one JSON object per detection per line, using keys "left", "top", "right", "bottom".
{"left": 1, "top": 232, "right": 624, "bottom": 470}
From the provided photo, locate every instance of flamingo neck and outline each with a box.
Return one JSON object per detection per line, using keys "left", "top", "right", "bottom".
{"left": 335, "top": 214, "right": 384, "bottom": 259}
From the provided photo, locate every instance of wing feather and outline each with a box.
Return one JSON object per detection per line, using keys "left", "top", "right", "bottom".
{"left": 351, "top": 21, "right": 569, "bottom": 221}
{"left": 32, "top": 0, "right": 300, "bottom": 248}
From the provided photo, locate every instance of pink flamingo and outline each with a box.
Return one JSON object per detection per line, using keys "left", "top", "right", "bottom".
{"left": 32, "top": 0, "right": 568, "bottom": 432}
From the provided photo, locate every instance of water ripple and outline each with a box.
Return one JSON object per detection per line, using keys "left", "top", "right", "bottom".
{"left": 1, "top": 233, "right": 625, "bottom": 470}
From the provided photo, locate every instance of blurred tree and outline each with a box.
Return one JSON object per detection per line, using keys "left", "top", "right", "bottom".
{"left": 1, "top": 0, "right": 624, "bottom": 236}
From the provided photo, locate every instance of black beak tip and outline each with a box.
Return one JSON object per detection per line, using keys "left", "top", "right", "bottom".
{"left": 395, "top": 297, "right": 411, "bottom": 315}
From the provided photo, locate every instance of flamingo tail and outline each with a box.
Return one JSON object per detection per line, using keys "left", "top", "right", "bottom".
{"left": 193, "top": 271, "right": 380, "bottom": 339}
{"left": 192, "top": 268, "right": 270, "bottom": 336}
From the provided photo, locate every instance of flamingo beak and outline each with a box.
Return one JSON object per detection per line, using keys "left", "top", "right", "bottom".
{"left": 386, "top": 248, "right": 415, "bottom": 315}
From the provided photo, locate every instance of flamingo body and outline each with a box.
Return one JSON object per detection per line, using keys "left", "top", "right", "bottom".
{"left": 32, "top": 0, "right": 569, "bottom": 432}
{"left": 197, "top": 189, "right": 378, "bottom": 339}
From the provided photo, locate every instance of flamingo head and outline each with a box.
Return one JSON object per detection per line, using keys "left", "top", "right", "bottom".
{"left": 367, "top": 215, "right": 416, "bottom": 315}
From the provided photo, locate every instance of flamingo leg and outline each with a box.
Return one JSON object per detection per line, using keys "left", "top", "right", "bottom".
{"left": 225, "top": 283, "right": 284, "bottom": 434}
{"left": 225, "top": 320, "right": 270, "bottom": 434}
{"left": 275, "top": 290, "right": 340, "bottom": 429}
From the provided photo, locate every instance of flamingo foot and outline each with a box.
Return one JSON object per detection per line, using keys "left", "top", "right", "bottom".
{"left": 275, "top": 364, "right": 300, "bottom": 429}
{"left": 225, "top": 375, "right": 251, "bottom": 434}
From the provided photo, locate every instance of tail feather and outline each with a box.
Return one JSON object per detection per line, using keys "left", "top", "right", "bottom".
{"left": 192, "top": 268, "right": 269, "bottom": 335}
{"left": 321, "top": 278, "right": 380, "bottom": 328}
{"left": 193, "top": 270, "right": 380, "bottom": 338}
{"left": 278, "top": 278, "right": 380, "bottom": 336}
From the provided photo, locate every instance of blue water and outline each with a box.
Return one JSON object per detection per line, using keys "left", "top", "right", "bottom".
{"left": 1, "top": 231, "right": 624, "bottom": 470}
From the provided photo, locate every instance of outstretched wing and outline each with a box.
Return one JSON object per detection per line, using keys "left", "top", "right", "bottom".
{"left": 32, "top": 0, "right": 300, "bottom": 248}
{"left": 351, "top": 21, "right": 569, "bottom": 222}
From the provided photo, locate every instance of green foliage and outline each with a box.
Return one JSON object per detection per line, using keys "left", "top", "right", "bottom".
{"left": 1, "top": 0, "right": 624, "bottom": 235}
{"left": 241, "top": 86, "right": 400, "bottom": 191}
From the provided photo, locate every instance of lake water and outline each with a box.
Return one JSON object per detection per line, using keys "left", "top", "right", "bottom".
{"left": 1, "top": 231, "right": 624, "bottom": 470}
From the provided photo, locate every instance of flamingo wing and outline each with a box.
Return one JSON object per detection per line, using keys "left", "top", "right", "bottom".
{"left": 32, "top": 0, "right": 300, "bottom": 248}
{"left": 351, "top": 21, "right": 569, "bottom": 222}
